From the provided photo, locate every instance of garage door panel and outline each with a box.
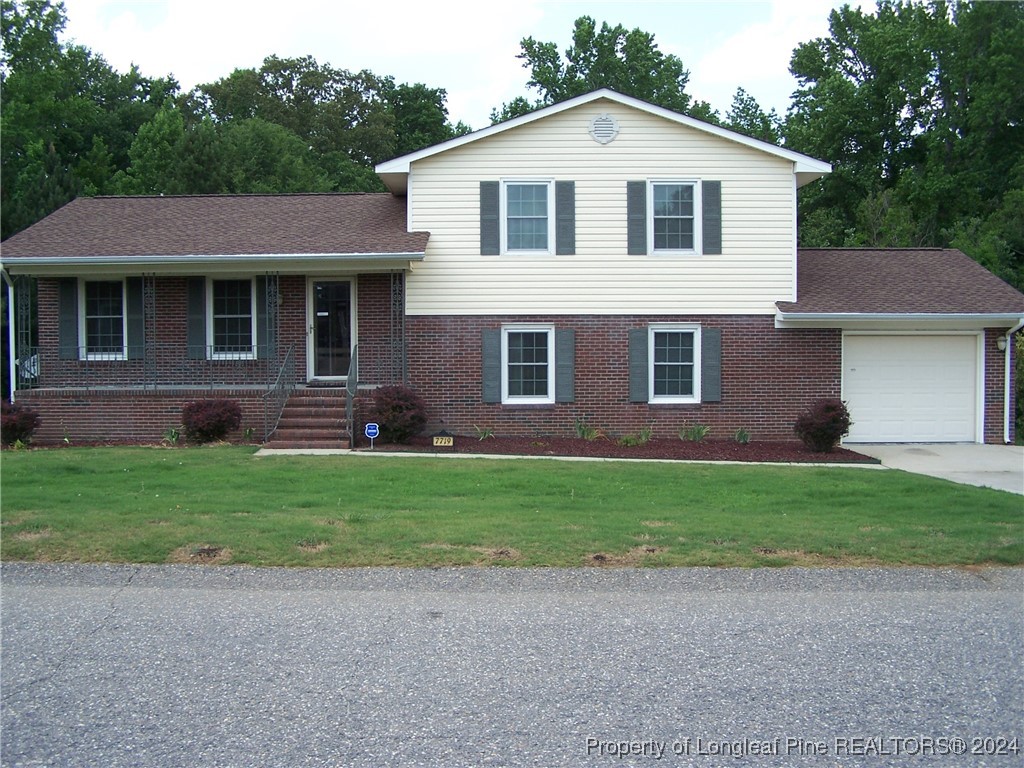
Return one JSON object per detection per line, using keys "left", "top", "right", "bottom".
{"left": 843, "top": 335, "right": 978, "bottom": 443}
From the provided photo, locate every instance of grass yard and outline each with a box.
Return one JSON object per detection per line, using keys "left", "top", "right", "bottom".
{"left": 1, "top": 446, "right": 1021, "bottom": 568}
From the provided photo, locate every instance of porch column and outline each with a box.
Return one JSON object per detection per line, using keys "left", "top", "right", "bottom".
{"left": 14, "top": 275, "right": 35, "bottom": 394}
{"left": 390, "top": 270, "right": 406, "bottom": 383}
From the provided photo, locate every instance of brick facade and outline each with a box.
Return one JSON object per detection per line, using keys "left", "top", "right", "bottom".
{"left": 406, "top": 314, "right": 842, "bottom": 442}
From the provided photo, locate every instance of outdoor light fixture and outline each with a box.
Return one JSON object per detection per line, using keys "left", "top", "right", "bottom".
{"left": 996, "top": 335, "right": 1007, "bottom": 351}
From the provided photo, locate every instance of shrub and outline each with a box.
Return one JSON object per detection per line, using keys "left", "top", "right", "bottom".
{"left": 617, "top": 426, "right": 652, "bottom": 447}
{"left": 368, "top": 385, "right": 427, "bottom": 444}
{"left": 679, "top": 424, "right": 710, "bottom": 442}
{"left": 733, "top": 427, "right": 751, "bottom": 444}
{"left": 573, "top": 417, "right": 604, "bottom": 440}
{"left": 1, "top": 401, "right": 40, "bottom": 446}
{"left": 794, "top": 398, "right": 852, "bottom": 452}
{"left": 181, "top": 399, "right": 242, "bottom": 444}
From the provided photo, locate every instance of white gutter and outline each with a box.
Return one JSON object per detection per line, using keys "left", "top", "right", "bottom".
{"left": 2, "top": 269, "right": 15, "bottom": 402}
{"left": 1003, "top": 318, "right": 1024, "bottom": 444}
{"left": 0, "top": 251, "right": 426, "bottom": 270}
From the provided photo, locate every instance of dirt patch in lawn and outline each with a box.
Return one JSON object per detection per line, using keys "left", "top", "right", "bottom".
{"left": 361, "top": 436, "right": 876, "bottom": 464}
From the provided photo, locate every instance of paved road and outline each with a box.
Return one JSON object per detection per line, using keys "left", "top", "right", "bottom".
{"left": 2, "top": 564, "right": 1021, "bottom": 767}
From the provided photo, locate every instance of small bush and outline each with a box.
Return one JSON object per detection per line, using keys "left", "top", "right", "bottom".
{"left": 1, "top": 401, "right": 41, "bottom": 446}
{"left": 794, "top": 398, "right": 852, "bottom": 452}
{"left": 368, "top": 385, "right": 427, "bottom": 444}
{"left": 618, "top": 426, "right": 652, "bottom": 447}
{"left": 733, "top": 427, "right": 751, "bottom": 444}
{"left": 680, "top": 424, "right": 710, "bottom": 442}
{"left": 181, "top": 399, "right": 242, "bottom": 444}
{"left": 573, "top": 417, "right": 604, "bottom": 441}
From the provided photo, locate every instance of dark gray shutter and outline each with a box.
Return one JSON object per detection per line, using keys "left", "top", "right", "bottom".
{"left": 255, "top": 277, "right": 276, "bottom": 360}
{"left": 555, "top": 181, "right": 575, "bottom": 255}
{"left": 702, "top": 180, "right": 722, "bottom": 255}
{"left": 58, "top": 278, "right": 79, "bottom": 360}
{"left": 186, "top": 277, "right": 206, "bottom": 360}
{"left": 555, "top": 328, "right": 575, "bottom": 403}
{"left": 126, "top": 277, "right": 144, "bottom": 360}
{"left": 627, "top": 181, "right": 647, "bottom": 255}
{"left": 628, "top": 327, "right": 649, "bottom": 402}
{"left": 480, "top": 181, "right": 500, "bottom": 255}
{"left": 701, "top": 327, "right": 722, "bottom": 402}
{"left": 481, "top": 328, "right": 501, "bottom": 403}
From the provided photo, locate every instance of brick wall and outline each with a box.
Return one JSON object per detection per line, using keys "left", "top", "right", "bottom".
{"left": 406, "top": 314, "right": 842, "bottom": 442}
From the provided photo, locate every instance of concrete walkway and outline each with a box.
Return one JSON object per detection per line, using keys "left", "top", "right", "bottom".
{"left": 855, "top": 443, "right": 1024, "bottom": 495}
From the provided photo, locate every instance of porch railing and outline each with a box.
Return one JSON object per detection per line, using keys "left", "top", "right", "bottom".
{"left": 261, "top": 344, "right": 296, "bottom": 442}
{"left": 345, "top": 344, "right": 359, "bottom": 444}
{"left": 14, "top": 345, "right": 290, "bottom": 392}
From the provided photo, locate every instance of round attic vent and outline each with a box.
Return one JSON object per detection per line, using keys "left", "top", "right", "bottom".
{"left": 589, "top": 113, "right": 619, "bottom": 144}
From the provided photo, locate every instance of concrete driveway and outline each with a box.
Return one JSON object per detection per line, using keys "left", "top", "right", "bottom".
{"left": 854, "top": 443, "right": 1024, "bottom": 495}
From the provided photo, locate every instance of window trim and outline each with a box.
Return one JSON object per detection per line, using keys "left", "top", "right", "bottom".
{"left": 501, "top": 179, "right": 556, "bottom": 255}
{"left": 647, "top": 180, "right": 702, "bottom": 255}
{"left": 648, "top": 324, "right": 702, "bottom": 404}
{"left": 207, "top": 277, "right": 257, "bottom": 360}
{"left": 79, "top": 279, "right": 127, "bottom": 361}
{"left": 501, "top": 324, "right": 556, "bottom": 405}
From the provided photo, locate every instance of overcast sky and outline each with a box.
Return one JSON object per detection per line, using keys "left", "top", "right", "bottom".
{"left": 59, "top": 0, "right": 847, "bottom": 130}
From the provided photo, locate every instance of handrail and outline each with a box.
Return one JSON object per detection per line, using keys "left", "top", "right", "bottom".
{"left": 345, "top": 344, "right": 359, "bottom": 444}
{"left": 261, "top": 344, "right": 296, "bottom": 442}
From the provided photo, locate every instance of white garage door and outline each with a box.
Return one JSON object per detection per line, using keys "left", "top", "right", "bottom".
{"left": 843, "top": 334, "right": 979, "bottom": 443}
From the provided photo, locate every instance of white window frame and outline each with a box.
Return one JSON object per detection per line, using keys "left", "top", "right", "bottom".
{"left": 501, "top": 179, "right": 555, "bottom": 255}
{"left": 207, "top": 277, "right": 257, "bottom": 360}
{"left": 648, "top": 180, "right": 702, "bottom": 255}
{"left": 501, "top": 324, "right": 555, "bottom": 405}
{"left": 79, "top": 279, "right": 127, "bottom": 361}
{"left": 649, "top": 324, "right": 701, "bottom": 404}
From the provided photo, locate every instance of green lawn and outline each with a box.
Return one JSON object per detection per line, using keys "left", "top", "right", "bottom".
{"left": 1, "top": 446, "right": 1020, "bottom": 567}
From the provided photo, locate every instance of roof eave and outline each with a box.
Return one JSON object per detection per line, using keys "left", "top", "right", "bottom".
{"left": 774, "top": 310, "right": 1024, "bottom": 330}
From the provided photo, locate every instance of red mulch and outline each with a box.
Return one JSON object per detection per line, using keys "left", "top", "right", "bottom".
{"left": 360, "top": 435, "right": 876, "bottom": 464}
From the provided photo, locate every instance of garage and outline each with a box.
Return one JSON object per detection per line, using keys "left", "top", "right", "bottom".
{"left": 842, "top": 334, "right": 980, "bottom": 443}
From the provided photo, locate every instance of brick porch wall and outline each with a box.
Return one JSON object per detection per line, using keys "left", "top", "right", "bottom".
{"left": 405, "top": 314, "right": 843, "bottom": 442}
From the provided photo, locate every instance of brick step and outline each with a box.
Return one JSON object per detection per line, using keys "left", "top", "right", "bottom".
{"left": 264, "top": 387, "right": 353, "bottom": 449}
{"left": 276, "top": 415, "right": 347, "bottom": 428}
{"left": 265, "top": 439, "right": 351, "bottom": 450}
{"left": 271, "top": 426, "right": 349, "bottom": 440}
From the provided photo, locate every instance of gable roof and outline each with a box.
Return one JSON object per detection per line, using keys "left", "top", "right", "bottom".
{"left": 376, "top": 88, "right": 832, "bottom": 193}
{"left": 1, "top": 193, "right": 429, "bottom": 273}
{"left": 777, "top": 248, "right": 1024, "bottom": 320}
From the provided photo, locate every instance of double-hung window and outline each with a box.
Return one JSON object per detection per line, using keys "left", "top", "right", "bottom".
{"left": 503, "top": 181, "right": 554, "bottom": 253}
{"left": 82, "top": 280, "right": 126, "bottom": 360}
{"left": 649, "top": 325, "right": 701, "bottom": 403}
{"left": 502, "top": 325, "right": 555, "bottom": 404}
{"left": 210, "top": 278, "right": 256, "bottom": 359}
{"left": 650, "top": 181, "right": 701, "bottom": 253}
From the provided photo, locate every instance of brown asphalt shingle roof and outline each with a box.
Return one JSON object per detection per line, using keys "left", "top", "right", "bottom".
{"left": 778, "top": 248, "right": 1024, "bottom": 315}
{"left": 0, "top": 194, "right": 428, "bottom": 258}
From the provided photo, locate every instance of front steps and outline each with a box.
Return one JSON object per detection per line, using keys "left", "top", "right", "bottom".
{"left": 264, "top": 387, "right": 351, "bottom": 449}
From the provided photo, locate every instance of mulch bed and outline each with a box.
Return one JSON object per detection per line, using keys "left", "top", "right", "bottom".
{"left": 359, "top": 435, "right": 877, "bottom": 464}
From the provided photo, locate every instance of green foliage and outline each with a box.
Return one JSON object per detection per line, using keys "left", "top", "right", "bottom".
{"left": 1, "top": 401, "right": 40, "bottom": 446}
{"left": 495, "top": 15, "right": 717, "bottom": 122}
{"left": 733, "top": 428, "right": 751, "bottom": 445}
{"left": 680, "top": 424, "right": 710, "bottom": 442}
{"left": 725, "top": 87, "right": 782, "bottom": 144}
{"left": 617, "top": 426, "right": 652, "bottom": 447}
{"left": 473, "top": 425, "right": 495, "bottom": 441}
{"left": 573, "top": 417, "right": 604, "bottom": 441}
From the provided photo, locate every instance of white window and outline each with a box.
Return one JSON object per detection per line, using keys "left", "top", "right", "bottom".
{"left": 81, "top": 280, "right": 126, "bottom": 360}
{"left": 502, "top": 325, "right": 555, "bottom": 404}
{"left": 209, "top": 278, "right": 256, "bottom": 359}
{"left": 649, "top": 181, "right": 702, "bottom": 254}
{"left": 649, "top": 325, "right": 701, "bottom": 403}
{"left": 502, "top": 180, "right": 555, "bottom": 254}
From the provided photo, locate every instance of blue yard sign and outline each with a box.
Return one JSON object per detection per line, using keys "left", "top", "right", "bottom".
{"left": 364, "top": 422, "right": 379, "bottom": 448}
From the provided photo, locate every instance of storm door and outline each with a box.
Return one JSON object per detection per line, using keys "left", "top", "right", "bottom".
{"left": 311, "top": 280, "right": 352, "bottom": 379}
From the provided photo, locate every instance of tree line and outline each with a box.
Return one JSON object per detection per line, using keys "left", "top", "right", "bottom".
{"left": 2, "top": 0, "right": 1022, "bottom": 293}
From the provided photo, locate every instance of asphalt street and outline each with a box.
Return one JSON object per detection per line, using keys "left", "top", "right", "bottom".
{"left": 1, "top": 564, "right": 1021, "bottom": 768}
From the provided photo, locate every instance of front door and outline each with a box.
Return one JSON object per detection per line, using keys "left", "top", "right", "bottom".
{"left": 310, "top": 280, "right": 352, "bottom": 379}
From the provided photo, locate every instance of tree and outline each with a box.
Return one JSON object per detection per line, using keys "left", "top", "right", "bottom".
{"left": 493, "top": 15, "right": 717, "bottom": 123}
{"left": 725, "top": 87, "right": 782, "bottom": 144}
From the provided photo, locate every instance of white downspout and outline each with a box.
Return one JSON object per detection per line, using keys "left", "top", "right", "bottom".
{"left": 1004, "top": 318, "right": 1024, "bottom": 444}
{"left": 3, "top": 270, "right": 15, "bottom": 402}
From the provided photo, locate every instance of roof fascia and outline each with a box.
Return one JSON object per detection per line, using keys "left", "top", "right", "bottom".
{"left": 774, "top": 310, "right": 1024, "bottom": 330}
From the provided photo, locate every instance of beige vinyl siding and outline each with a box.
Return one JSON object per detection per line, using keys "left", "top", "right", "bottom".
{"left": 406, "top": 99, "right": 796, "bottom": 316}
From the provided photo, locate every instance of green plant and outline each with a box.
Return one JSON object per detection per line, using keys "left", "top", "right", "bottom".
{"left": 243, "top": 426, "right": 256, "bottom": 442}
{"left": 733, "top": 427, "right": 751, "bottom": 444}
{"left": 162, "top": 426, "right": 182, "bottom": 446}
{"left": 680, "top": 424, "right": 710, "bottom": 442}
{"left": 367, "top": 384, "right": 428, "bottom": 444}
{"left": 794, "top": 398, "right": 852, "bottom": 453}
{"left": 573, "top": 417, "right": 604, "bottom": 441}
{"left": 618, "top": 426, "right": 652, "bottom": 447}
{"left": 1, "top": 401, "right": 40, "bottom": 447}
{"left": 181, "top": 399, "right": 242, "bottom": 444}
{"left": 473, "top": 425, "right": 495, "bottom": 441}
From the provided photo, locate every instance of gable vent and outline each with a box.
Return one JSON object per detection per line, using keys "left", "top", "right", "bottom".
{"left": 589, "top": 114, "right": 619, "bottom": 145}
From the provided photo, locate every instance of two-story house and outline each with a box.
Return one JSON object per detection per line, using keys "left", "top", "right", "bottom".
{"left": 3, "top": 89, "right": 1023, "bottom": 445}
